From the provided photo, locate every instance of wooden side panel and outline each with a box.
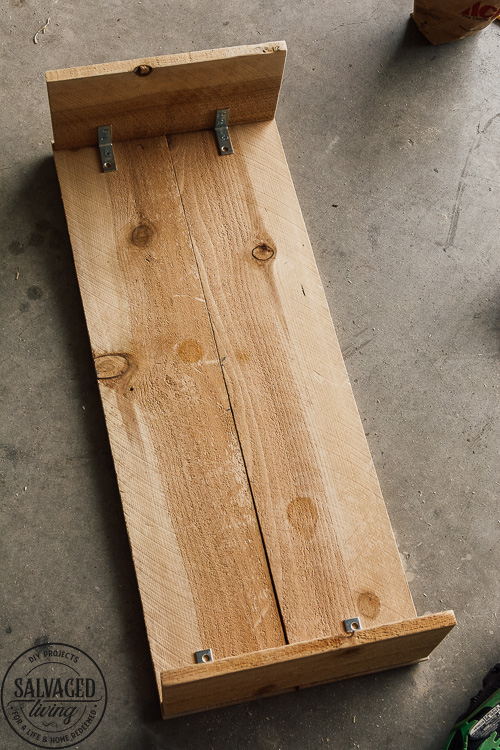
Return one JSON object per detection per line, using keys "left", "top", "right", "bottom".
{"left": 161, "top": 612, "right": 456, "bottom": 717}
{"left": 46, "top": 42, "right": 286, "bottom": 150}
{"left": 53, "top": 137, "right": 285, "bottom": 694}
{"left": 169, "top": 120, "right": 417, "bottom": 643}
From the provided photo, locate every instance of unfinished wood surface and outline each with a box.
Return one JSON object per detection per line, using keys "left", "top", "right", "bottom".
{"left": 168, "top": 120, "right": 417, "bottom": 643}
{"left": 46, "top": 42, "right": 286, "bottom": 150}
{"left": 53, "top": 137, "right": 286, "bottom": 694}
{"left": 161, "top": 611, "right": 456, "bottom": 717}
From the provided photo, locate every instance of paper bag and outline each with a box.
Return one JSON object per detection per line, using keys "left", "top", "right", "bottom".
{"left": 412, "top": 0, "right": 500, "bottom": 44}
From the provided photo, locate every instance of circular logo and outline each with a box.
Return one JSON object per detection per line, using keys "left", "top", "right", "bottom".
{"left": 2, "top": 643, "right": 107, "bottom": 748}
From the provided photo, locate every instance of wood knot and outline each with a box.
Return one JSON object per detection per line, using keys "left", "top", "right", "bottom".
{"left": 94, "top": 354, "right": 130, "bottom": 379}
{"left": 252, "top": 244, "right": 275, "bottom": 261}
{"left": 134, "top": 64, "right": 152, "bottom": 76}
{"left": 131, "top": 222, "right": 155, "bottom": 247}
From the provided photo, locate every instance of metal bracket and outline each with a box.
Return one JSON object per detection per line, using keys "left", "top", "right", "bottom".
{"left": 194, "top": 648, "right": 213, "bottom": 664}
{"left": 343, "top": 617, "right": 362, "bottom": 633}
{"left": 98, "top": 125, "right": 117, "bottom": 172}
{"left": 214, "top": 109, "right": 234, "bottom": 155}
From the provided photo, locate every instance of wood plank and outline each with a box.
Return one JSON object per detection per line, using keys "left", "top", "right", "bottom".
{"left": 53, "top": 136, "right": 286, "bottom": 695}
{"left": 46, "top": 42, "right": 286, "bottom": 150}
{"left": 168, "top": 120, "right": 418, "bottom": 643}
{"left": 161, "top": 612, "right": 456, "bottom": 717}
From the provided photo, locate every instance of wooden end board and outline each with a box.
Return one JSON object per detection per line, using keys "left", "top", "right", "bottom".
{"left": 46, "top": 42, "right": 286, "bottom": 150}
{"left": 161, "top": 612, "right": 456, "bottom": 717}
{"left": 53, "top": 136, "right": 286, "bottom": 695}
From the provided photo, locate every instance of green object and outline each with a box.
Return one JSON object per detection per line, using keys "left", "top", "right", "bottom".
{"left": 442, "top": 665, "right": 500, "bottom": 750}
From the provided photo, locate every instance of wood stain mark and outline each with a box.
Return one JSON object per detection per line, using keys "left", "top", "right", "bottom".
{"left": 286, "top": 497, "right": 319, "bottom": 539}
{"left": 357, "top": 591, "right": 381, "bottom": 620}
{"left": 94, "top": 354, "right": 130, "bottom": 379}
{"left": 177, "top": 339, "right": 204, "bottom": 364}
{"left": 235, "top": 350, "right": 250, "bottom": 363}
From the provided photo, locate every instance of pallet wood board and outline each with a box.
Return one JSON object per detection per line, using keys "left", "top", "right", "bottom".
{"left": 161, "top": 612, "right": 456, "bottom": 717}
{"left": 46, "top": 42, "right": 286, "bottom": 150}
{"left": 168, "top": 120, "right": 417, "bottom": 641}
{"left": 53, "top": 137, "right": 286, "bottom": 692}
{"left": 48, "top": 42, "right": 455, "bottom": 718}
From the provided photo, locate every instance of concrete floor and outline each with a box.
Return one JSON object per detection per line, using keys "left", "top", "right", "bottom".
{"left": 1, "top": 2, "right": 499, "bottom": 748}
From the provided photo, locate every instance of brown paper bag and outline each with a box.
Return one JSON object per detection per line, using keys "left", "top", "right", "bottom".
{"left": 412, "top": 0, "right": 500, "bottom": 44}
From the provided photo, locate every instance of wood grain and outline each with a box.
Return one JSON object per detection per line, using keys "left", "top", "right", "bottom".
{"left": 169, "top": 120, "right": 417, "bottom": 643}
{"left": 46, "top": 42, "right": 286, "bottom": 150}
{"left": 161, "top": 612, "right": 456, "bottom": 717}
{"left": 53, "top": 136, "right": 285, "bottom": 695}
{"left": 50, "top": 50, "right": 455, "bottom": 714}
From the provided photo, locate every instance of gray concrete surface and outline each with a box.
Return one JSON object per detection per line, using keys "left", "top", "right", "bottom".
{"left": 1, "top": 2, "right": 499, "bottom": 748}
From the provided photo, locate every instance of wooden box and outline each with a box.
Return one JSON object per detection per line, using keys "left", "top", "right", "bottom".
{"left": 45, "top": 42, "right": 455, "bottom": 718}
